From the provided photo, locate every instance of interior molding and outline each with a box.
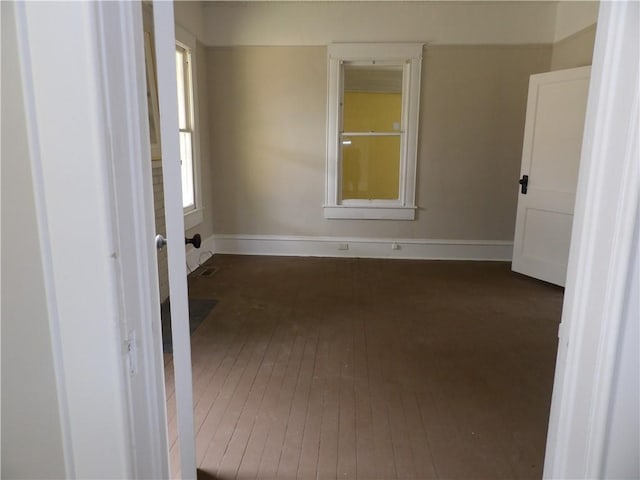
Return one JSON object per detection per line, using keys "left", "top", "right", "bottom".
{"left": 543, "top": 1, "right": 639, "bottom": 477}
{"left": 425, "top": 43, "right": 553, "bottom": 51}
{"left": 201, "top": 234, "right": 513, "bottom": 261}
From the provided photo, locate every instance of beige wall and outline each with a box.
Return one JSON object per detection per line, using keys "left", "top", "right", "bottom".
{"left": 145, "top": 2, "right": 597, "bottom": 260}
{"left": 208, "top": 45, "right": 552, "bottom": 240}
{"left": 551, "top": 24, "right": 597, "bottom": 71}
{"left": 187, "top": 39, "right": 213, "bottom": 241}
{"left": 197, "top": 2, "right": 596, "bottom": 245}
{"left": 418, "top": 45, "right": 551, "bottom": 240}
{"left": 208, "top": 47, "right": 327, "bottom": 236}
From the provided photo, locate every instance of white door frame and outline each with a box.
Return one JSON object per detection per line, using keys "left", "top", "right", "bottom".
{"left": 92, "top": 2, "right": 172, "bottom": 477}
{"left": 543, "top": 1, "right": 639, "bottom": 477}
{"left": 13, "top": 1, "right": 170, "bottom": 477}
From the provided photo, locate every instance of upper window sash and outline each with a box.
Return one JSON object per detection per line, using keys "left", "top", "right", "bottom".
{"left": 325, "top": 43, "right": 423, "bottom": 221}
{"left": 175, "top": 43, "right": 193, "bottom": 132}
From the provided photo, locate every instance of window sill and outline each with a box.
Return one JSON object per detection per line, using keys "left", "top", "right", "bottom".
{"left": 324, "top": 205, "right": 416, "bottom": 220}
{"left": 184, "top": 208, "right": 203, "bottom": 231}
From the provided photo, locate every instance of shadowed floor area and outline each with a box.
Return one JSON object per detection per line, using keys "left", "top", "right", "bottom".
{"left": 165, "top": 255, "right": 563, "bottom": 479}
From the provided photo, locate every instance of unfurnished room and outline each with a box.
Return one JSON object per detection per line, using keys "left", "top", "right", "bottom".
{"left": 158, "top": 1, "right": 597, "bottom": 477}
{"left": 2, "top": 1, "right": 638, "bottom": 480}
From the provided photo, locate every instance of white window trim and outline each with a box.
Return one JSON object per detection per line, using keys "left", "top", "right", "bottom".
{"left": 175, "top": 24, "right": 202, "bottom": 231}
{"left": 325, "top": 43, "right": 423, "bottom": 220}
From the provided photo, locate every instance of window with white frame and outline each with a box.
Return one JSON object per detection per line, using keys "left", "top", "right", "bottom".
{"left": 324, "top": 44, "right": 423, "bottom": 220}
{"left": 175, "top": 26, "right": 202, "bottom": 230}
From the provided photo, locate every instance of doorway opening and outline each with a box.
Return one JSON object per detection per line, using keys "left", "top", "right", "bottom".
{"left": 142, "top": 1, "right": 596, "bottom": 475}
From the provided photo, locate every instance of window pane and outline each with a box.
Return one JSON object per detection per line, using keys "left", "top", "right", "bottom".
{"left": 179, "top": 131, "right": 194, "bottom": 209}
{"left": 175, "top": 48, "right": 187, "bottom": 130}
{"left": 341, "top": 135, "right": 400, "bottom": 200}
{"left": 343, "top": 65, "right": 402, "bottom": 133}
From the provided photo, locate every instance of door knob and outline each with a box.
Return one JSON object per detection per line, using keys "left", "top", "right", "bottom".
{"left": 519, "top": 175, "right": 529, "bottom": 194}
{"left": 155, "top": 234, "right": 167, "bottom": 250}
{"left": 156, "top": 234, "right": 201, "bottom": 250}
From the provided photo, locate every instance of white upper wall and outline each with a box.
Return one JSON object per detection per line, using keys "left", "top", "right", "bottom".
{"left": 554, "top": 1, "right": 599, "bottom": 42}
{"left": 202, "top": 1, "right": 559, "bottom": 46}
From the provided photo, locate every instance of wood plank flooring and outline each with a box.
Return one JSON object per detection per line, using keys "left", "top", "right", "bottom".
{"left": 164, "top": 255, "right": 563, "bottom": 479}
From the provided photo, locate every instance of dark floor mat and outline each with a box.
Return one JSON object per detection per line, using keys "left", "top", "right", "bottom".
{"left": 160, "top": 298, "right": 217, "bottom": 353}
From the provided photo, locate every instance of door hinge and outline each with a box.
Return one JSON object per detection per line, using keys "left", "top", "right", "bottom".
{"left": 125, "top": 330, "right": 138, "bottom": 376}
{"left": 558, "top": 322, "right": 564, "bottom": 340}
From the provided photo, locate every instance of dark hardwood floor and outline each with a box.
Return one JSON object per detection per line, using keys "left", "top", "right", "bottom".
{"left": 164, "top": 255, "right": 563, "bottom": 479}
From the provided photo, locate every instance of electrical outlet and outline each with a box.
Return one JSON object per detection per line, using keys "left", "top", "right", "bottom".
{"left": 391, "top": 242, "right": 400, "bottom": 250}
{"left": 337, "top": 243, "right": 349, "bottom": 251}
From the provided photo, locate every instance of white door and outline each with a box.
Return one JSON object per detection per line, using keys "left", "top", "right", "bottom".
{"left": 512, "top": 66, "right": 591, "bottom": 286}
{"left": 152, "top": 2, "right": 197, "bottom": 479}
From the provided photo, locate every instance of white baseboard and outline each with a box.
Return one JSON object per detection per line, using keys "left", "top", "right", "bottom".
{"left": 200, "top": 234, "right": 513, "bottom": 261}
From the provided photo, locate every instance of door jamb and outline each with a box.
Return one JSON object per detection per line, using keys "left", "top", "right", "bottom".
{"left": 93, "top": 1, "right": 171, "bottom": 477}
{"left": 543, "top": 1, "right": 639, "bottom": 477}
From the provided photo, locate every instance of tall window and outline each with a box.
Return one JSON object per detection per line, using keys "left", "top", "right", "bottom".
{"left": 175, "top": 42, "right": 195, "bottom": 211}
{"left": 325, "top": 44, "right": 423, "bottom": 220}
{"left": 342, "top": 64, "right": 403, "bottom": 201}
{"left": 174, "top": 25, "right": 202, "bottom": 231}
